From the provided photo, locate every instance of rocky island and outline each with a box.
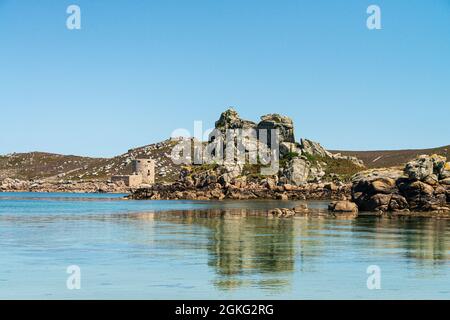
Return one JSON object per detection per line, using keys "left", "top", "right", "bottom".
{"left": 1, "top": 108, "right": 449, "bottom": 217}
{"left": 128, "top": 108, "right": 450, "bottom": 217}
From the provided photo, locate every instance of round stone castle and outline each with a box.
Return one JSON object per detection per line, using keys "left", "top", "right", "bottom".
{"left": 133, "top": 159, "right": 155, "bottom": 185}
{"left": 112, "top": 158, "right": 155, "bottom": 187}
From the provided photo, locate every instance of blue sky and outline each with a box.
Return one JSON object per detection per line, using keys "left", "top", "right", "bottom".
{"left": 0, "top": 0, "right": 449, "bottom": 157}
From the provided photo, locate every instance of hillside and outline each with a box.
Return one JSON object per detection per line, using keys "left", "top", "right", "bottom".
{"left": 0, "top": 139, "right": 183, "bottom": 183}
{"left": 0, "top": 152, "right": 106, "bottom": 181}
{"left": 1, "top": 141, "right": 449, "bottom": 183}
{"left": 330, "top": 145, "right": 450, "bottom": 169}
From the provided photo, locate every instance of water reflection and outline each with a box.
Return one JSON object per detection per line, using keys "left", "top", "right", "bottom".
{"left": 0, "top": 205, "right": 448, "bottom": 296}
{"left": 351, "top": 216, "right": 449, "bottom": 263}
{"left": 146, "top": 209, "right": 449, "bottom": 291}
{"left": 146, "top": 209, "right": 295, "bottom": 291}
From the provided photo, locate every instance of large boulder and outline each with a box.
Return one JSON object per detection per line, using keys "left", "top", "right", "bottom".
{"left": 331, "top": 153, "right": 365, "bottom": 167}
{"left": 328, "top": 200, "right": 358, "bottom": 213}
{"left": 279, "top": 142, "right": 302, "bottom": 157}
{"left": 213, "top": 107, "right": 256, "bottom": 134}
{"left": 352, "top": 156, "right": 450, "bottom": 212}
{"left": 397, "top": 179, "right": 445, "bottom": 210}
{"left": 300, "top": 139, "right": 364, "bottom": 167}
{"left": 371, "top": 177, "right": 397, "bottom": 194}
{"left": 217, "top": 163, "right": 243, "bottom": 185}
{"left": 308, "top": 163, "right": 326, "bottom": 183}
{"left": 351, "top": 168, "right": 404, "bottom": 188}
{"left": 282, "top": 157, "right": 310, "bottom": 186}
{"left": 207, "top": 108, "right": 260, "bottom": 164}
{"left": 257, "top": 113, "right": 295, "bottom": 145}
{"left": 208, "top": 108, "right": 282, "bottom": 164}
{"left": 431, "top": 154, "right": 446, "bottom": 176}
{"left": 404, "top": 154, "right": 446, "bottom": 181}
{"left": 440, "top": 162, "right": 450, "bottom": 179}
{"left": 351, "top": 169, "right": 405, "bottom": 212}
{"left": 0, "top": 178, "right": 29, "bottom": 191}
{"left": 300, "top": 139, "right": 332, "bottom": 158}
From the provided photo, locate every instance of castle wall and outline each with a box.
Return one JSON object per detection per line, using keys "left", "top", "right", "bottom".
{"left": 111, "top": 159, "right": 155, "bottom": 187}
{"left": 111, "top": 174, "right": 143, "bottom": 187}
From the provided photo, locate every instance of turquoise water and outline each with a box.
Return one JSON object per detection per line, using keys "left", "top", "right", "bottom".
{"left": 0, "top": 192, "right": 448, "bottom": 299}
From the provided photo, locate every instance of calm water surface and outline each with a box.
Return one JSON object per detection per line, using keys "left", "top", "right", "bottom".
{"left": 0, "top": 192, "right": 448, "bottom": 299}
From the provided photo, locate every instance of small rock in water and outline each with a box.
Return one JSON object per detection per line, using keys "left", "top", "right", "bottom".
{"left": 328, "top": 200, "right": 358, "bottom": 213}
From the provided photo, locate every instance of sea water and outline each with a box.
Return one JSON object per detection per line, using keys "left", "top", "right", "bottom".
{"left": 0, "top": 192, "right": 448, "bottom": 299}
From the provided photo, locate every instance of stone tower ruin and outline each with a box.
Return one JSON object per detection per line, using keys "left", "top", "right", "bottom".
{"left": 132, "top": 159, "right": 155, "bottom": 184}
{"left": 111, "top": 158, "right": 155, "bottom": 187}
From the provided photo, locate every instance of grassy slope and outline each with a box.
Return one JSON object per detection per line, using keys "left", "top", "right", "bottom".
{"left": 2, "top": 143, "right": 448, "bottom": 182}
{"left": 0, "top": 152, "right": 105, "bottom": 180}
{"left": 330, "top": 145, "right": 449, "bottom": 169}
{"left": 0, "top": 140, "right": 182, "bottom": 183}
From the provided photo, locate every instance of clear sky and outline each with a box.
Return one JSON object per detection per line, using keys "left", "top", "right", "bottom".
{"left": 1, "top": 0, "right": 449, "bottom": 157}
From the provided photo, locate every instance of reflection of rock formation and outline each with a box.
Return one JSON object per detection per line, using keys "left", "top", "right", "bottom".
{"left": 401, "top": 219, "right": 448, "bottom": 262}
{"left": 119, "top": 208, "right": 449, "bottom": 291}
{"left": 207, "top": 215, "right": 296, "bottom": 276}
{"left": 152, "top": 209, "right": 296, "bottom": 290}
{"left": 353, "top": 216, "right": 449, "bottom": 262}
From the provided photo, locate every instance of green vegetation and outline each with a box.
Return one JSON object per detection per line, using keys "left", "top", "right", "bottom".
{"left": 323, "top": 158, "right": 363, "bottom": 181}
{"left": 302, "top": 152, "right": 318, "bottom": 164}
{"left": 188, "top": 163, "right": 220, "bottom": 174}
{"left": 333, "top": 145, "right": 450, "bottom": 169}
{"left": 302, "top": 152, "right": 364, "bottom": 181}
{"left": 282, "top": 152, "right": 299, "bottom": 161}
{"left": 242, "top": 163, "right": 266, "bottom": 179}
{"left": 278, "top": 151, "right": 299, "bottom": 169}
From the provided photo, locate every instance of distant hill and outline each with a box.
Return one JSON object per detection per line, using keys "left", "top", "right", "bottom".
{"left": 0, "top": 139, "right": 182, "bottom": 183}
{"left": 330, "top": 145, "right": 450, "bottom": 169}
{"left": 0, "top": 152, "right": 105, "bottom": 181}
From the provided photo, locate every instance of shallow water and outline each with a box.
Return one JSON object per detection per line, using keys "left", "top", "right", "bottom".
{"left": 0, "top": 192, "right": 448, "bottom": 299}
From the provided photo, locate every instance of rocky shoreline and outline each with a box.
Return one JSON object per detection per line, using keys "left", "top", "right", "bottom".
{"left": 129, "top": 180, "right": 351, "bottom": 201}
{"left": 351, "top": 154, "right": 450, "bottom": 214}
{"left": 1, "top": 156, "right": 449, "bottom": 219}
{"left": 0, "top": 178, "right": 129, "bottom": 193}
{"left": 128, "top": 154, "right": 450, "bottom": 218}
